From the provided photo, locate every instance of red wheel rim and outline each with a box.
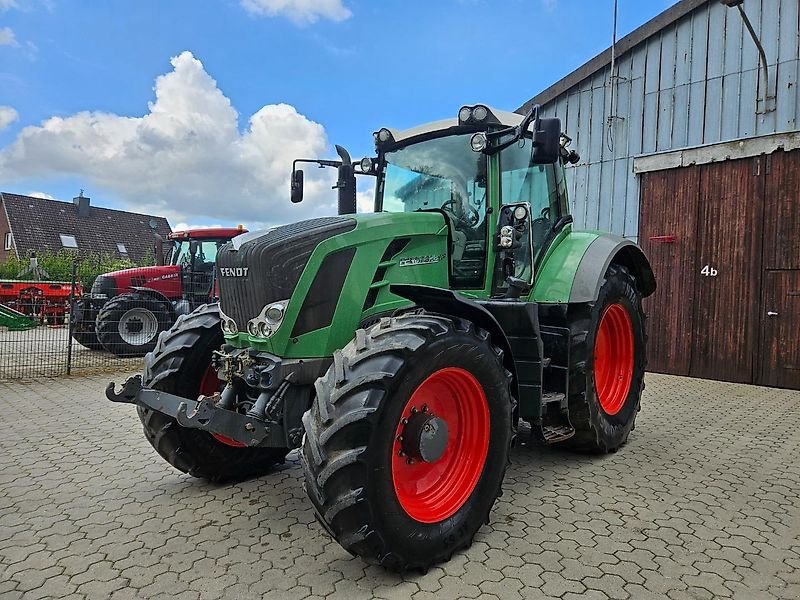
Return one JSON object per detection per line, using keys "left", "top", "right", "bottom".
{"left": 391, "top": 367, "right": 490, "bottom": 523}
{"left": 200, "top": 364, "right": 246, "bottom": 448}
{"left": 593, "top": 303, "right": 634, "bottom": 416}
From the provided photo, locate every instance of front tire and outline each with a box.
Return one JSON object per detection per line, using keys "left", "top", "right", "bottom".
{"left": 301, "top": 314, "right": 514, "bottom": 572}
{"left": 96, "top": 292, "right": 172, "bottom": 357}
{"left": 561, "top": 263, "right": 646, "bottom": 452}
{"left": 137, "top": 303, "right": 289, "bottom": 482}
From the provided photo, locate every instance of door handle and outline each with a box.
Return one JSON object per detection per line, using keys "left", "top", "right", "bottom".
{"left": 767, "top": 311, "right": 779, "bottom": 316}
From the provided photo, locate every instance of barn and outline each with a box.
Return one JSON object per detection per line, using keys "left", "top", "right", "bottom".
{"left": 521, "top": 0, "right": 800, "bottom": 390}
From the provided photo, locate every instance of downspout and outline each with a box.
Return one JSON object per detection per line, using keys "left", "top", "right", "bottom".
{"left": 721, "top": 0, "right": 775, "bottom": 113}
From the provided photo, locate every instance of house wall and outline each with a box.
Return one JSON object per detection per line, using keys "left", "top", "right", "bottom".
{"left": 537, "top": 0, "right": 800, "bottom": 242}
{"left": 0, "top": 200, "right": 13, "bottom": 263}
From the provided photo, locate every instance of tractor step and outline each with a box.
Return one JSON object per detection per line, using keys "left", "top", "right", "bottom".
{"left": 540, "top": 424, "right": 575, "bottom": 444}
{"left": 541, "top": 391, "right": 564, "bottom": 404}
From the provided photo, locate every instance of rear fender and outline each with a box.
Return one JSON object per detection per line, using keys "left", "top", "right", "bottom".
{"left": 569, "top": 236, "right": 656, "bottom": 302}
{"left": 534, "top": 232, "right": 656, "bottom": 304}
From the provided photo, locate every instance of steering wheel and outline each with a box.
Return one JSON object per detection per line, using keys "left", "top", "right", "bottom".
{"left": 441, "top": 199, "right": 480, "bottom": 228}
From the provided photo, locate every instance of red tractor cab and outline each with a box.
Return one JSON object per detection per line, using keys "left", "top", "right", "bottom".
{"left": 71, "top": 226, "right": 247, "bottom": 357}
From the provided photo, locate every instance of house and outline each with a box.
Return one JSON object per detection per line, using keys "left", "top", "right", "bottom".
{"left": 0, "top": 192, "right": 172, "bottom": 264}
{"left": 520, "top": 0, "right": 799, "bottom": 390}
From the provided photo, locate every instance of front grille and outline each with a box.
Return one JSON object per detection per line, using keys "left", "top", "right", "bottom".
{"left": 216, "top": 217, "right": 356, "bottom": 330}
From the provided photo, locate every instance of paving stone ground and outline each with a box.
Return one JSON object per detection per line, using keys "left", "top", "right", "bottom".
{"left": 1, "top": 371, "right": 799, "bottom": 599}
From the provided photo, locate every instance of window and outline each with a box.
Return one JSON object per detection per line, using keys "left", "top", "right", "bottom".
{"left": 117, "top": 243, "right": 128, "bottom": 254}
{"left": 3, "top": 232, "right": 11, "bottom": 251}
{"left": 59, "top": 234, "right": 78, "bottom": 248}
{"left": 499, "top": 139, "right": 560, "bottom": 259}
{"left": 380, "top": 134, "right": 488, "bottom": 289}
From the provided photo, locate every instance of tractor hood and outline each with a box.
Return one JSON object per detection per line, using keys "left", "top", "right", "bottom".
{"left": 216, "top": 211, "right": 450, "bottom": 358}
{"left": 92, "top": 265, "right": 182, "bottom": 299}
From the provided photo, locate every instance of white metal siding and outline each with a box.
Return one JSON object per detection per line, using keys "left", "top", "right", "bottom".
{"left": 539, "top": 0, "right": 800, "bottom": 242}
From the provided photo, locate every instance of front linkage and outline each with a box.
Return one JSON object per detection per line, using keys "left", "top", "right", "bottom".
{"left": 107, "top": 309, "right": 323, "bottom": 452}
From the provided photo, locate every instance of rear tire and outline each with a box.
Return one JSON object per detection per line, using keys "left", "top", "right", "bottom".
{"left": 301, "top": 314, "right": 514, "bottom": 572}
{"left": 137, "top": 303, "right": 289, "bottom": 482}
{"left": 96, "top": 292, "right": 172, "bottom": 357}
{"left": 71, "top": 321, "right": 104, "bottom": 350}
{"left": 560, "top": 263, "right": 646, "bottom": 452}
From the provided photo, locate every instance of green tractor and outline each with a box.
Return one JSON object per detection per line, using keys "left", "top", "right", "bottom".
{"left": 108, "top": 103, "right": 655, "bottom": 571}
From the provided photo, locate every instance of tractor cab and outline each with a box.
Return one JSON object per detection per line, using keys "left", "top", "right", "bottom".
{"left": 165, "top": 227, "right": 246, "bottom": 307}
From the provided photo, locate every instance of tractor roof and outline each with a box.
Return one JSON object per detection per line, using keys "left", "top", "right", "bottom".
{"left": 384, "top": 106, "right": 528, "bottom": 145}
{"left": 168, "top": 226, "right": 247, "bottom": 241}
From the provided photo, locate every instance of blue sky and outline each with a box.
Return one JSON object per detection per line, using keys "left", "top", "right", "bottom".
{"left": 0, "top": 0, "right": 676, "bottom": 229}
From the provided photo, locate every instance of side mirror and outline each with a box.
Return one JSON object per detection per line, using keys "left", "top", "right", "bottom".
{"left": 531, "top": 117, "right": 561, "bottom": 164}
{"left": 291, "top": 169, "right": 304, "bottom": 203}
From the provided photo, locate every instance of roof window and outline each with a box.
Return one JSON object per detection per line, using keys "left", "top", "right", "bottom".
{"left": 60, "top": 234, "right": 78, "bottom": 248}
{"left": 117, "top": 243, "right": 128, "bottom": 254}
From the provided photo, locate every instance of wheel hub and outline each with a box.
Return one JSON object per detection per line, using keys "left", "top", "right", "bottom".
{"left": 400, "top": 408, "right": 449, "bottom": 464}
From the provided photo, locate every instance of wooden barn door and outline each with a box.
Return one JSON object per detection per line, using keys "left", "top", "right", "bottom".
{"left": 639, "top": 155, "right": 769, "bottom": 385}
{"left": 689, "top": 158, "right": 764, "bottom": 383}
{"left": 639, "top": 167, "right": 700, "bottom": 376}
{"left": 758, "top": 150, "right": 800, "bottom": 389}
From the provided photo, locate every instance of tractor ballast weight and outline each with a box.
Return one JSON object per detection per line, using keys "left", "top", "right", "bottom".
{"left": 109, "top": 103, "right": 655, "bottom": 572}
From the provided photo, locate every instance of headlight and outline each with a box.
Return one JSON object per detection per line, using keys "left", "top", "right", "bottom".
{"left": 360, "top": 157, "right": 373, "bottom": 173}
{"left": 470, "top": 132, "right": 488, "bottom": 152}
{"left": 258, "top": 322, "right": 271, "bottom": 337}
{"left": 458, "top": 106, "right": 473, "bottom": 123}
{"left": 377, "top": 128, "right": 392, "bottom": 142}
{"left": 266, "top": 304, "right": 284, "bottom": 323}
{"left": 247, "top": 321, "right": 259, "bottom": 337}
{"left": 513, "top": 205, "right": 528, "bottom": 220}
{"left": 222, "top": 318, "right": 238, "bottom": 335}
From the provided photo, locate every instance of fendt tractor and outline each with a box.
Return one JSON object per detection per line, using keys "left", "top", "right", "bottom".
{"left": 108, "top": 103, "right": 655, "bottom": 571}
{"left": 73, "top": 227, "right": 245, "bottom": 357}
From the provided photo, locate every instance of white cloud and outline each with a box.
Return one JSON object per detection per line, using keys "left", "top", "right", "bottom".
{"left": 0, "top": 105, "right": 18, "bottom": 130}
{"left": 0, "top": 1, "right": 18, "bottom": 11}
{"left": 240, "top": 0, "right": 351, "bottom": 24}
{"left": 26, "top": 190, "right": 54, "bottom": 199}
{"left": 0, "top": 51, "right": 342, "bottom": 228}
{"left": 0, "top": 26, "right": 18, "bottom": 46}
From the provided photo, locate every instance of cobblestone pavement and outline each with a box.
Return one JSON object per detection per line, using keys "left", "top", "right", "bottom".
{"left": 1, "top": 372, "right": 799, "bottom": 599}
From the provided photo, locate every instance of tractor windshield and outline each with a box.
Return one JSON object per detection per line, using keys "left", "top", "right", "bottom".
{"left": 168, "top": 240, "right": 221, "bottom": 268}
{"left": 379, "top": 134, "right": 489, "bottom": 288}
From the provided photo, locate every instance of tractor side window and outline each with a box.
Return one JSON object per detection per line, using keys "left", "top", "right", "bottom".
{"left": 381, "top": 134, "right": 488, "bottom": 289}
{"left": 199, "top": 241, "right": 219, "bottom": 264}
{"left": 500, "top": 139, "right": 559, "bottom": 262}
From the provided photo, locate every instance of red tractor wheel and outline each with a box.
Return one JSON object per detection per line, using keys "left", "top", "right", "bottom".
{"left": 302, "top": 314, "right": 514, "bottom": 572}
{"left": 561, "top": 263, "right": 646, "bottom": 452}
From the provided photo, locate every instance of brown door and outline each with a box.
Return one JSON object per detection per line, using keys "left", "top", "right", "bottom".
{"left": 758, "top": 149, "right": 800, "bottom": 389}
{"left": 689, "top": 158, "right": 764, "bottom": 383}
{"left": 759, "top": 271, "right": 800, "bottom": 388}
{"left": 638, "top": 167, "right": 700, "bottom": 376}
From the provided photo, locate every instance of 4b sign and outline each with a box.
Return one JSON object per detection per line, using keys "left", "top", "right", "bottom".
{"left": 700, "top": 265, "right": 718, "bottom": 277}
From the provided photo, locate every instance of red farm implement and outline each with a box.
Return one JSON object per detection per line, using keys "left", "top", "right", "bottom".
{"left": 0, "top": 279, "right": 82, "bottom": 329}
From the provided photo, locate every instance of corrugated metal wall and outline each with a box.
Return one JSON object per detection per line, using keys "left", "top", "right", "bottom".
{"left": 539, "top": 0, "right": 800, "bottom": 242}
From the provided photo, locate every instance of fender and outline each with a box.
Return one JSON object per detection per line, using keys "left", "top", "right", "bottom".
{"left": 391, "top": 284, "right": 535, "bottom": 414}
{"left": 129, "top": 287, "right": 177, "bottom": 320}
{"left": 570, "top": 235, "right": 656, "bottom": 302}
{"left": 533, "top": 232, "right": 656, "bottom": 304}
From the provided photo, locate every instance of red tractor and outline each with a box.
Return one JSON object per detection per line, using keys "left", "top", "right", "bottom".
{"left": 71, "top": 227, "right": 246, "bottom": 357}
